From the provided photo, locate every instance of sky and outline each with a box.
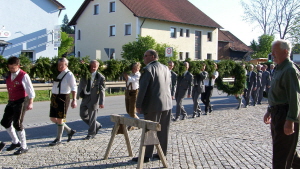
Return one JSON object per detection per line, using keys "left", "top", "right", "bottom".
{"left": 58, "top": 0, "right": 262, "bottom": 46}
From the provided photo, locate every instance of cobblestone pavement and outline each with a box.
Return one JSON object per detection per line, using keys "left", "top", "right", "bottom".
{"left": 0, "top": 99, "right": 278, "bottom": 169}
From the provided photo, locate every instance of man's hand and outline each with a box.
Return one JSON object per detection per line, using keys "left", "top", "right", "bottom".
{"left": 27, "top": 103, "right": 33, "bottom": 110}
{"left": 71, "top": 100, "right": 77, "bottom": 109}
{"left": 187, "top": 95, "right": 191, "bottom": 98}
{"left": 284, "top": 120, "right": 294, "bottom": 135}
{"left": 267, "top": 86, "right": 270, "bottom": 88}
{"left": 172, "top": 96, "right": 175, "bottom": 100}
{"left": 263, "top": 111, "right": 271, "bottom": 124}
{"left": 136, "top": 108, "right": 141, "bottom": 114}
{"left": 99, "top": 105, "right": 104, "bottom": 109}
{"left": 253, "top": 87, "right": 257, "bottom": 91}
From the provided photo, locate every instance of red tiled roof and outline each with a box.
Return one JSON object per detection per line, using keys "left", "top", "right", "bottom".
{"left": 50, "top": 0, "right": 66, "bottom": 9}
{"left": 218, "top": 30, "right": 253, "bottom": 52}
{"left": 69, "top": 0, "right": 222, "bottom": 28}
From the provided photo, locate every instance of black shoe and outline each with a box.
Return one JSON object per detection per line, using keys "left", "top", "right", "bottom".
{"left": 257, "top": 103, "right": 262, "bottom": 105}
{"left": 209, "top": 106, "right": 213, "bottom": 113}
{"left": 203, "top": 112, "right": 207, "bottom": 115}
{"left": 153, "top": 154, "right": 162, "bottom": 160}
{"left": 132, "top": 157, "right": 150, "bottom": 163}
{"left": 83, "top": 135, "right": 95, "bottom": 140}
{"left": 197, "top": 112, "right": 201, "bottom": 117}
{"left": 181, "top": 115, "right": 187, "bottom": 120}
{"left": 49, "top": 139, "right": 61, "bottom": 146}
{"left": 6, "top": 142, "right": 21, "bottom": 151}
{"left": 13, "top": 147, "right": 28, "bottom": 155}
{"left": 172, "top": 117, "right": 179, "bottom": 122}
{"left": 96, "top": 125, "right": 102, "bottom": 135}
{"left": 192, "top": 113, "right": 196, "bottom": 118}
{"left": 67, "top": 130, "right": 76, "bottom": 142}
{"left": 0, "top": 142, "right": 6, "bottom": 151}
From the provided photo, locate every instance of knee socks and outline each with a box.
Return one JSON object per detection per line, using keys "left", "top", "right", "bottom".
{"left": 6, "top": 126, "right": 20, "bottom": 144}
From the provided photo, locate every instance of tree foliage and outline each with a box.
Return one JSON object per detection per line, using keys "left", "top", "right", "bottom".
{"left": 121, "top": 36, "right": 177, "bottom": 65}
{"left": 58, "top": 32, "right": 74, "bottom": 57}
{"left": 241, "top": 0, "right": 300, "bottom": 40}
{"left": 61, "top": 14, "right": 74, "bottom": 34}
{"left": 250, "top": 34, "right": 274, "bottom": 58}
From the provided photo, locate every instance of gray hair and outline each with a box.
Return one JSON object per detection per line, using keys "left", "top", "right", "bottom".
{"left": 147, "top": 49, "right": 159, "bottom": 59}
{"left": 90, "top": 60, "right": 99, "bottom": 66}
{"left": 58, "top": 57, "right": 69, "bottom": 66}
{"left": 272, "top": 39, "right": 292, "bottom": 56}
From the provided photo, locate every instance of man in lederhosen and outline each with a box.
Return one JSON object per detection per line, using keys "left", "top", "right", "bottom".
{"left": 49, "top": 58, "right": 77, "bottom": 146}
{"left": 1, "top": 56, "right": 35, "bottom": 155}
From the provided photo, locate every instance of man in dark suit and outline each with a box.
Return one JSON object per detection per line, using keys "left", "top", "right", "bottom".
{"left": 132, "top": 49, "right": 172, "bottom": 163}
{"left": 244, "top": 64, "right": 257, "bottom": 107}
{"left": 253, "top": 64, "right": 262, "bottom": 106}
{"left": 77, "top": 60, "right": 105, "bottom": 140}
{"left": 192, "top": 64, "right": 207, "bottom": 118}
{"left": 257, "top": 64, "right": 271, "bottom": 104}
{"left": 168, "top": 61, "right": 177, "bottom": 100}
{"left": 174, "top": 62, "right": 193, "bottom": 121}
{"left": 269, "top": 64, "right": 275, "bottom": 79}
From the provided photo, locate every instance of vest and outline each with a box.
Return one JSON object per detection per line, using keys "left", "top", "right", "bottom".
{"left": 6, "top": 69, "right": 28, "bottom": 101}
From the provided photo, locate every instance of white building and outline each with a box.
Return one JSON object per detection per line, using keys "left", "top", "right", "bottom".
{"left": 69, "top": 0, "right": 222, "bottom": 61}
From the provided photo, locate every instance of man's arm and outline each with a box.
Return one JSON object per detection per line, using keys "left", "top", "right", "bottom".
{"left": 22, "top": 74, "right": 35, "bottom": 110}
{"left": 136, "top": 68, "right": 150, "bottom": 114}
{"left": 98, "top": 74, "right": 106, "bottom": 108}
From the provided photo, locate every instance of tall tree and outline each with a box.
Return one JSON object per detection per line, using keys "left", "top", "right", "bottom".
{"left": 250, "top": 34, "right": 274, "bottom": 59}
{"left": 61, "top": 14, "right": 74, "bottom": 34}
{"left": 241, "top": 0, "right": 300, "bottom": 39}
{"left": 58, "top": 32, "right": 74, "bottom": 57}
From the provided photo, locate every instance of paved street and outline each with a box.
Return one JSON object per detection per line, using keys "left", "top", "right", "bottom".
{"left": 0, "top": 90, "right": 277, "bottom": 168}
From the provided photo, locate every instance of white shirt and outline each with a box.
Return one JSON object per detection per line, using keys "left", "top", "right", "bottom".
{"left": 52, "top": 68, "right": 77, "bottom": 94}
{"left": 11, "top": 69, "right": 35, "bottom": 99}
{"left": 84, "top": 71, "right": 97, "bottom": 95}
{"left": 126, "top": 72, "right": 140, "bottom": 90}
{"left": 203, "top": 71, "right": 219, "bottom": 86}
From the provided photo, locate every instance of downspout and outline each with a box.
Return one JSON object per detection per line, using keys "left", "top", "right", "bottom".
{"left": 139, "top": 18, "right": 146, "bottom": 36}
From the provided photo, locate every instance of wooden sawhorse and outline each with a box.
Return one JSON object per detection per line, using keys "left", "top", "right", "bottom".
{"left": 104, "top": 115, "right": 168, "bottom": 169}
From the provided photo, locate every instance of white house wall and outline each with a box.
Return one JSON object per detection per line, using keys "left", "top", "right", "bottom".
{"left": 75, "top": 0, "right": 137, "bottom": 61}
{"left": 0, "top": 0, "right": 61, "bottom": 60}
{"left": 140, "top": 19, "right": 218, "bottom": 60}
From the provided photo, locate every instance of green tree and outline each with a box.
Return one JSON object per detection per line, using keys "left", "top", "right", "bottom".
{"left": 122, "top": 35, "right": 177, "bottom": 65}
{"left": 58, "top": 32, "right": 74, "bottom": 57}
{"left": 122, "top": 35, "right": 156, "bottom": 63}
{"left": 61, "top": 14, "right": 74, "bottom": 34}
{"left": 250, "top": 34, "right": 274, "bottom": 59}
{"left": 293, "top": 44, "right": 300, "bottom": 54}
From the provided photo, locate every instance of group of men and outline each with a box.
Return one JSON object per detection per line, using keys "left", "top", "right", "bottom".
{"left": 243, "top": 63, "right": 275, "bottom": 108}
{"left": 1, "top": 57, "right": 105, "bottom": 155}
{"left": 1, "top": 39, "right": 300, "bottom": 168}
{"left": 170, "top": 61, "right": 219, "bottom": 121}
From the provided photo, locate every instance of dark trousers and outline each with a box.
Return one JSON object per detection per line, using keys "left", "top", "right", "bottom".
{"left": 192, "top": 86, "right": 201, "bottom": 113}
{"left": 201, "top": 86, "right": 213, "bottom": 112}
{"left": 144, "top": 109, "right": 171, "bottom": 157}
{"left": 125, "top": 89, "right": 138, "bottom": 118}
{"left": 1, "top": 97, "right": 28, "bottom": 131}
{"left": 270, "top": 104, "right": 300, "bottom": 169}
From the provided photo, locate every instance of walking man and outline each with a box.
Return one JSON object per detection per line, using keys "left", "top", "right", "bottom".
{"left": 132, "top": 49, "right": 172, "bottom": 162}
{"left": 244, "top": 64, "right": 257, "bottom": 107}
{"left": 174, "top": 62, "right": 193, "bottom": 121}
{"left": 1, "top": 56, "right": 35, "bottom": 155}
{"left": 77, "top": 60, "right": 105, "bottom": 140}
{"left": 257, "top": 64, "right": 270, "bottom": 104}
{"left": 49, "top": 58, "right": 77, "bottom": 146}
{"left": 201, "top": 63, "right": 218, "bottom": 114}
{"left": 168, "top": 61, "right": 177, "bottom": 100}
{"left": 263, "top": 39, "right": 300, "bottom": 168}
{"left": 192, "top": 63, "right": 207, "bottom": 117}
{"left": 253, "top": 64, "right": 262, "bottom": 106}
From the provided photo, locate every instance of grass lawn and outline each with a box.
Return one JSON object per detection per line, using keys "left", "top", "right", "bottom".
{"left": 0, "top": 90, "right": 125, "bottom": 104}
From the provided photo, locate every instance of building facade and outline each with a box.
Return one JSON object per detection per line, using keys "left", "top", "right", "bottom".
{"left": 69, "top": 0, "right": 222, "bottom": 61}
{"left": 0, "top": 0, "right": 65, "bottom": 60}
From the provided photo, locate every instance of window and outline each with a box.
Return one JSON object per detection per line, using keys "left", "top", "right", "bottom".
{"left": 207, "top": 32, "right": 212, "bottom": 41}
{"left": 21, "top": 51, "right": 34, "bottom": 61}
{"left": 179, "top": 52, "right": 183, "bottom": 60}
{"left": 94, "top": 4, "right": 99, "bottom": 15}
{"left": 77, "top": 30, "right": 81, "bottom": 40}
{"left": 77, "top": 51, "right": 81, "bottom": 58}
{"left": 105, "top": 48, "right": 115, "bottom": 59}
{"left": 186, "top": 52, "right": 189, "bottom": 59}
{"left": 186, "top": 29, "right": 190, "bottom": 37}
{"left": 125, "top": 24, "right": 131, "bottom": 35}
{"left": 207, "top": 53, "right": 212, "bottom": 60}
{"left": 110, "top": 1, "right": 116, "bottom": 12}
{"left": 109, "top": 25, "right": 116, "bottom": 36}
{"left": 179, "top": 28, "right": 183, "bottom": 37}
{"left": 170, "top": 27, "right": 176, "bottom": 38}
